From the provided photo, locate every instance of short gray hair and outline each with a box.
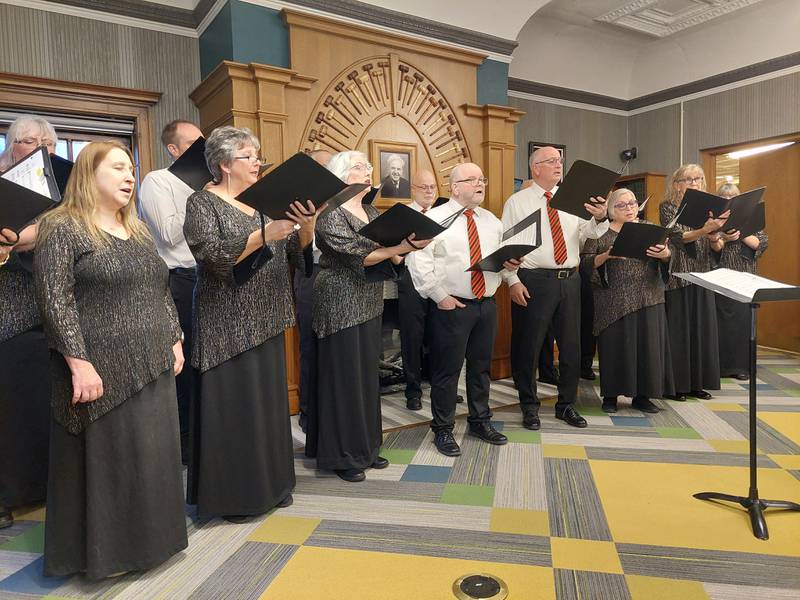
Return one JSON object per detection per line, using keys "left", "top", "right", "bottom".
{"left": 0, "top": 115, "right": 59, "bottom": 171}
{"left": 606, "top": 188, "right": 636, "bottom": 221}
{"left": 717, "top": 182, "right": 740, "bottom": 198}
{"left": 204, "top": 125, "right": 260, "bottom": 182}
{"left": 327, "top": 150, "right": 367, "bottom": 182}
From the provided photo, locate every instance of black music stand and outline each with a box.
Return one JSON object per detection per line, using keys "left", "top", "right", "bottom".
{"left": 676, "top": 271, "right": 800, "bottom": 540}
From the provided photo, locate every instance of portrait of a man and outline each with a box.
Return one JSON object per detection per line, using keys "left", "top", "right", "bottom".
{"left": 379, "top": 152, "right": 411, "bottom": 198}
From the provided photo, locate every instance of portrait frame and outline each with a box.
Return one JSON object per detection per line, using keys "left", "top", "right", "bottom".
{"left": 527, "top": 142, "right": 566, "bottom": 182}
{"left": 369, "top": 139, "right": 417, "bottom": 206}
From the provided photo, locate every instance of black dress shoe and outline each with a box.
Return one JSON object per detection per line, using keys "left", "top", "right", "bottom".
{"left": 298, "top": 412, "right": 308, "bottom": 433}
{"left": 335, "top": 468, "right": 366, "bottom": 482}
{"left": 0, "top": 508, "right": 13, "bottom": 530}
{"left": 456, "top": 394, "right": 465, "bottom": 404}
{"left": 522, "top": 412, "right": 541, "bottom": 431}
{"left": 689, "top": 389, "right": 713, "bottom": 400}
{"left": 406, "top": 397, "right": 422, "bottom": 411}
{"left": 468, "top": 422, "right": 508, "bottom": 445}
{"left": 371, "top": 456, "right": 389, "bottom": 469}
{"left": 555, "top": 406, "right": 587, "bottom": 428}
{"left": 276, "top": 494, "right": 293, "bottom": 508}
{"left": 733, "top": 373, "right": 749, "bottom": 381}
{"left": 601, "top": 397, "right": 618, "bottom": 413}
{"left": 224, "top": 515, "right": 253, "bottom": 523}
{"left": 664, "top": 393, "right": 687, "bottom": 402}
{"left": 632, "top": 396, "right": 660, "bottom": 414}
{"left": 433, "top": 430, "right": 461, "bottom": 456}
{"left": 581, "top": 368, "right": 597, "bottom": 381}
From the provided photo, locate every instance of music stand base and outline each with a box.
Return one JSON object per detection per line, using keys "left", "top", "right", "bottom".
{"left": 693, "top": 490, "right": 800, "bottom": 540}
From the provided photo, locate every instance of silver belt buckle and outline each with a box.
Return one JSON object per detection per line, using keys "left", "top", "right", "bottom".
{"left": 557, "top": 269, "right": 569, "bottom": 279}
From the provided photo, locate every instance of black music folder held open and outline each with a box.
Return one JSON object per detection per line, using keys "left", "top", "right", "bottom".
{"left": 0, "top": 177, "right": 57, "bottom": 234}
{"left": 358, "top": 202, "right": 450, "bottom": 247}
{"left": 168, "top": 136, "right": 213, "bottom": 191}
{"left": 49, "top": 153, "right": 74, "bottom": 196}
{"left": 549, "top": 160, "right": 619, "bottom": 219}
{"left": 237, "top": 152, "right": 368, "bottom": 220}
{"left": 468, "top": 243, "right": 539, "bottom": 273}
{"left": 361, "top": 186, "right": 382, "bottom": 204}
{"left": 676, "top": 187, "right": 765, "bottom": 230}
{"left": 735, "top": 201, "right": 766, "bottom": 238}
{"left": 609, "top": 221, "right": 669, "bottom": 259}
{"left": 720, "top": 188, "right": 766, "bottom": 235}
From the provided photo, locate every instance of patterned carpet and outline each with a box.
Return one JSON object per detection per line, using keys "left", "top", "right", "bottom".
{"left": 2, "top": 348, "right": 800, "bottom": 600}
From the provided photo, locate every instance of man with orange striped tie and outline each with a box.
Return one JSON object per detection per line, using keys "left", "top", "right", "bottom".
{"left": 407, "top": 163, "right": 520, "bottom": 457}
{"left": 502, "top": 147, "right": 609, "bottom": 430}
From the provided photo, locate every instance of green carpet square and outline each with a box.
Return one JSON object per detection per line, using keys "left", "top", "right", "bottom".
{"left": 378, "top": 448, "right": 417, "bottom": 464}
{"left": 441, "top": 484, "right": 495, "bottom": 506}
{"left": 577, "top": 406, "right": 607, "bottom": 417}
{"left": 504, "top": 430, "right": 541, "bottom": 443}
{"left": 656, "top": 427, "right": 702, "bottom": 439}
{"left": 771, "top": 367, "right": 800, "bottom": 374}
{"left": 0, "top": 523, "right": 44, "bottom": 553}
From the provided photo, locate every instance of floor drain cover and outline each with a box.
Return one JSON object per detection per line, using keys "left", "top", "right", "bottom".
{"left": 453, "top": 574, "right": 508, "bottom": 599}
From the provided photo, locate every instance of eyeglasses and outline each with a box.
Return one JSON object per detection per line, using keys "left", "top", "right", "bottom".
{"left": 350, "top": 162, "right": 373, "bottom": 172}
{"left": 677, "top": 176, "right": 704, "bottom": 184}
{"left": 412, "top": 184, "right": 437, "bottom": 192}
{"left": 613, "top": 201, "right": 639, "bottom": 210}
{"left": 534, "top": 157, "right": 564, "bottom": 166}
{"left": 233, "top": 155, "right": 263, "bottom": 164}
{"left": 454, "top": 177, "right": 488, "bottom": 187}
{"left": 14, "top": 137, "right": 55, "bottom": 148}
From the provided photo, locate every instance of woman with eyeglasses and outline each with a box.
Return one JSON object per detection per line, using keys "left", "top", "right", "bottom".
{"left": 659, "top": 164, "right": 726, "bottom": 401}
{"left": 34, "top": 141, "right": 187, "bottom": 578}
{"left": 581, "top": 188, "right": 673, "bottom": 413}
{"left": 183, "top": 126, "right": 316, "bottom": 521}
{"left": 309, "top": 151, "right": 430, "bottom": 482}
{"left": 0, "top": 115, "right": 58, "bottom": 530}
{"left": 715, "top": 183, "right": 768, "bottom": 380}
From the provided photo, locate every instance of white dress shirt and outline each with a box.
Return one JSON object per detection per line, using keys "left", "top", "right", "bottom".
{"left": 501, "top": 181, "right": 608, "bottom": 286}
{"left": 407, "top": 199, "right": 513, "bottom": 303}
{"left": 139, "top": 168, "right": 196, "bottom": 269}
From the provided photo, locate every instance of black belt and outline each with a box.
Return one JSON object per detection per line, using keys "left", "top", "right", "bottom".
{"left": 452, "top": 296, "right": 495, "bottom": 304}
{"left": 523, "top": 267, "right": 576, "bottom": 279}
{"left": 169, "top": 267, "right": 196, "bottom": 276}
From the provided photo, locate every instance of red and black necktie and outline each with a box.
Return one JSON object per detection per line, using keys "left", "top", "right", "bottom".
{"left": 464, "top": 209, "right": 485, "bottom": 299}
{"left": 545, "top": 191, "right": 567, "bottom": 265}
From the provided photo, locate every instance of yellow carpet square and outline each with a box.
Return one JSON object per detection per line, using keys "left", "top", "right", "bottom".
{"left": 769, "top": 454, "right": 800, "bottom": 469}
{"left": 543, "top": 444, "right": 587, "bottom": 459}
{"left": 591, "top": 460, "right": 800, "bottom": 556}
{"left": 759, "top": 412, "right": 800, "bottom": 446}
{"left": 259, "top": 547, "right": 555, "bottom": 600}
{"left": 248, "top": 515, "right": 321, "bottom": 546}
{"left": 704, "top": 402, "right": 746, "bottom": 412}
{"left": 549, "top": 537, "right": 623, "bottom": 574}
{"left": 626, "top": 574, "right": 709, "bottom": 600}
{"left": 12, "top": 505, "right": 45, "bottom": 521}
{"left": 490, "top": 508, "right": 550, "bottom": 536}
{"left": 708, "top": 440, "right": 752, "bottom": 454}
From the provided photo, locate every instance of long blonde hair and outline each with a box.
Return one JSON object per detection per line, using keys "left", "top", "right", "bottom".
{"left": 38, "top": 141, "right": 150, "bottom": 246}
{"left": 664, "top": 163, "right": 706, "bottom": 206}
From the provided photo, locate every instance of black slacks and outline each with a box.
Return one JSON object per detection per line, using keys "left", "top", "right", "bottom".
{"left": 580, "top": 269, "right": 597, "bottom": 371}
{"left": 427, "top": 297, "right": 496, "bottom": 433}
{"left": 397, "top": 268, "right": 428, "bottom": 400}
{"left": 169, "top": 267, "right": 196, "bottom": 458}
{"left": 293, "top": 265, "right": 320, "bottom": 417}
{"left": 511, "top": 269, "right": 581, "bottom": 412}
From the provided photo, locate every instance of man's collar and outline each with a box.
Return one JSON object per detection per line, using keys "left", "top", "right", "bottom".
{"left": 529, "top": 180, "right": 557, "bottom": 199}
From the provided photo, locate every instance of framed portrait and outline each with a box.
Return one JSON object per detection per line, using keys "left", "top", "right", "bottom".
{"left": 369, "top": 140, "right": 417, "bottom": 204}
{"left": 527, "top": 142, "right": 566, "bottom": 181}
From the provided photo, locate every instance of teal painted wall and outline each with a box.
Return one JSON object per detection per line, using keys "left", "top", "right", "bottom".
{"left": 199, "top": 1, "right": 232, "bottom": 78}
{"left": 477, "top": 59, "right": 508, "bottom": 105}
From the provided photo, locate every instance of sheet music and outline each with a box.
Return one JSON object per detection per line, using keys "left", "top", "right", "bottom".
{"left": 683, "top": 269, "right": 793, "bottom": 302}
{"left": 1, "top": 150, "right": 54, "bottom": 199}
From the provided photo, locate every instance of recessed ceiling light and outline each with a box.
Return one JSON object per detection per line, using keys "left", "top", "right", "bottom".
{"left": 728, "top": 142, "right": 795, "bottom": 160}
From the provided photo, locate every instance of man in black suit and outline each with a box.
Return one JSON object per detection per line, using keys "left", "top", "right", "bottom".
{"left": 381, "top": 154, "right": 410, "bottom": 197}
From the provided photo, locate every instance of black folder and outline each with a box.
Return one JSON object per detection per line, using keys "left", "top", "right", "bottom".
{"left": 361, "top": 186, "right": 382, "bottom": 204}
{"left": 736, "top": 201, "right": 766, "bottom": 238}
{"left": 432, "top": 196, "right": 449, "bottom": 208}
{"left": 2, "top": 146, "right": 62, "bottom": 201}
{"left": 720, "top": 188, "right": 765, "bottom": 234}
{"left": 0, "top": 177, "right": 57, "bottom": 234}
{"left": 676, "top": 187, "right": 765, "bottom": 230}
{"left": 167, "top": 136, "right": 213, "bottom": 191}
{"left": 549, "top": 160, "right": 619, "bottom": 219}
{"left": 49, "top": 153, "right": 73, "bottom": 196}
{"left": 502, "top": 209, "right": 541, "bottom": 242}
{"left": 609, "top": 222, "right": 668, "bottom": 259}
{"left": 237, "top": 152, "right": 368, "bottom": 220}
{"left": 467, "top": 243, "right": 539, "bottom": 273}
{"left": 358, "top": 202, "right": 446, "bottom": 247}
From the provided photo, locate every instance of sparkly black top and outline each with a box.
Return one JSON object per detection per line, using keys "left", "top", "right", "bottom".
{"left": 0, "top": 252, "right": 39, "bottom": 343}
{"left": 34, "top": 218, "right": 181, "bottom": 434}
{"left": 718, "top": 232, "right": 768, "bottom": 274}
{"left": 659, "top": 201, "right": 718, "bottom": 290}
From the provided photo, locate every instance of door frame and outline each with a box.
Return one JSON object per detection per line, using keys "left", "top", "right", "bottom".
{"left": 700, "top": 131, "right": 800, "bottom": 188}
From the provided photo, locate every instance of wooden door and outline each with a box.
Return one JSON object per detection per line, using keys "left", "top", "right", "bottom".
{"left": 739, "top": 143, "right": 800, "bottom": 352}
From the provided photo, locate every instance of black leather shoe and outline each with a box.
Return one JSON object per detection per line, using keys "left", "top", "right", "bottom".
{"left": 522, "top": 412, "right": 541, "bottom": 430}
{"left": 581, "top": 368, "right": 597, "bottom": 381}
{"left": 556, "top": 406, "right": 587, "bottom": 428}
{"left": 406, "top": 397, "right": 422, "bottom": 411}
{"left": 456, "top": 394, "right": 465, "bottom": 404}
{"left": 632, "top": 397, "right": 660, "bottom": 414}
{"left": 733, "top": 373, "right": 749, "bottom": 381}
{"left": 601, "top": 397, "right": 617, "bottom": 413}
{"left": 689, "top": 389, "right": 713, "bottom": 400}
{"left": 276, "top": 494, "right": 293, "bottom": 508}
{"left": 223, "top": 515, "right": 253, "bottom": 523}
{"left": 298, "top": 412, "right": 308, "bottom": 434}
{"left": 371, "top": 456, "right": 389, "bottom": 469}
{"left": 664, "top": 393, "right": 687, "bottom": 402}
{"left": 433, "top": 430, "right": 461, "bottom": 456}
{"left": 0, "top": 508, "right": 13, "bottom": 530}
{"left": 468, "top": 422, "right": 508, "bottom": 445}
{"left": 335, "top": 468, "right": 366, "bottom": 482}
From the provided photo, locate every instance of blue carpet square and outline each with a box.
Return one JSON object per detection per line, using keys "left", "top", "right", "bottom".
{"left": 0, "top": 556, "right": 67, "bottom": 595}
{"left": 740, "top": 383, "right": 777, "bottom": 391}
{"left": 610, "top": 416, "right": 651, "bottom": 427}
{"left": 401, "top": 465, "right": 452, "bottom": 483}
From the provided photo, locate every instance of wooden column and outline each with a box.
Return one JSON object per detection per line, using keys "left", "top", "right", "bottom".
{"left": 463, "top": 104, "right": 525, "bottom": 380}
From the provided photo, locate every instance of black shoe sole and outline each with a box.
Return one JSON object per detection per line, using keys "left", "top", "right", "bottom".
{"left": 467, "top": 431, "right": 508, "bottom": 445}
{"left": 431, "top": 440, "right": 461, "bottom": 456}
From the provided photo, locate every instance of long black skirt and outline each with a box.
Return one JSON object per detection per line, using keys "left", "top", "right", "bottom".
{"left": 313, "top": 317, "right": 382, "bottom": 471}
{"left": 0, "top": 327, "right": 50, "bottom": 509}
{"left": 187, "top": 334, "right": 295, "bottom": 519}
{"left": 716, "top": 294, "right": 750, "bottom": 377}
{"left": 44, "top": 368, "right": 187, "bottom": 579}
{"left": 598, "top": 305, "right": 675, "bottom": 399}
{"left": 664, "top": 285, "right": 721, "bottom": 392}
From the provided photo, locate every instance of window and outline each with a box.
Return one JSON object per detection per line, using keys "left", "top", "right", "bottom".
{"left": 0, "top": 120, "right": 132, "bottom": 163}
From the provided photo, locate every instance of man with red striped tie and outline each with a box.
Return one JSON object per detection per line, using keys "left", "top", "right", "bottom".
{"left": 408, "top": 163, "right": 520, "bottom": 457}
{"left": 502, "top": 147, "right": 609, "bottom": 430}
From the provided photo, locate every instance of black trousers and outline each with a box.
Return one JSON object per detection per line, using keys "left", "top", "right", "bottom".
{"left": 169, "top": 267, "right": 196, "bottom": 457}
{"left": 580, "top": 269, "right": 597, "bottom": 371}
{"left": 511, "top": 269, "right": 581, "bottom": 412}
{"left": 293, "top": 265, "right": 320, "bottom": 416}
{"left": 427, "top": 297, "right": 496, "bottom": 433}
{"left": 397, "top": 268, "right": 428, "bottom": 400}
{"left": 538, "top": 331, "right": 557, "bottom": 380}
